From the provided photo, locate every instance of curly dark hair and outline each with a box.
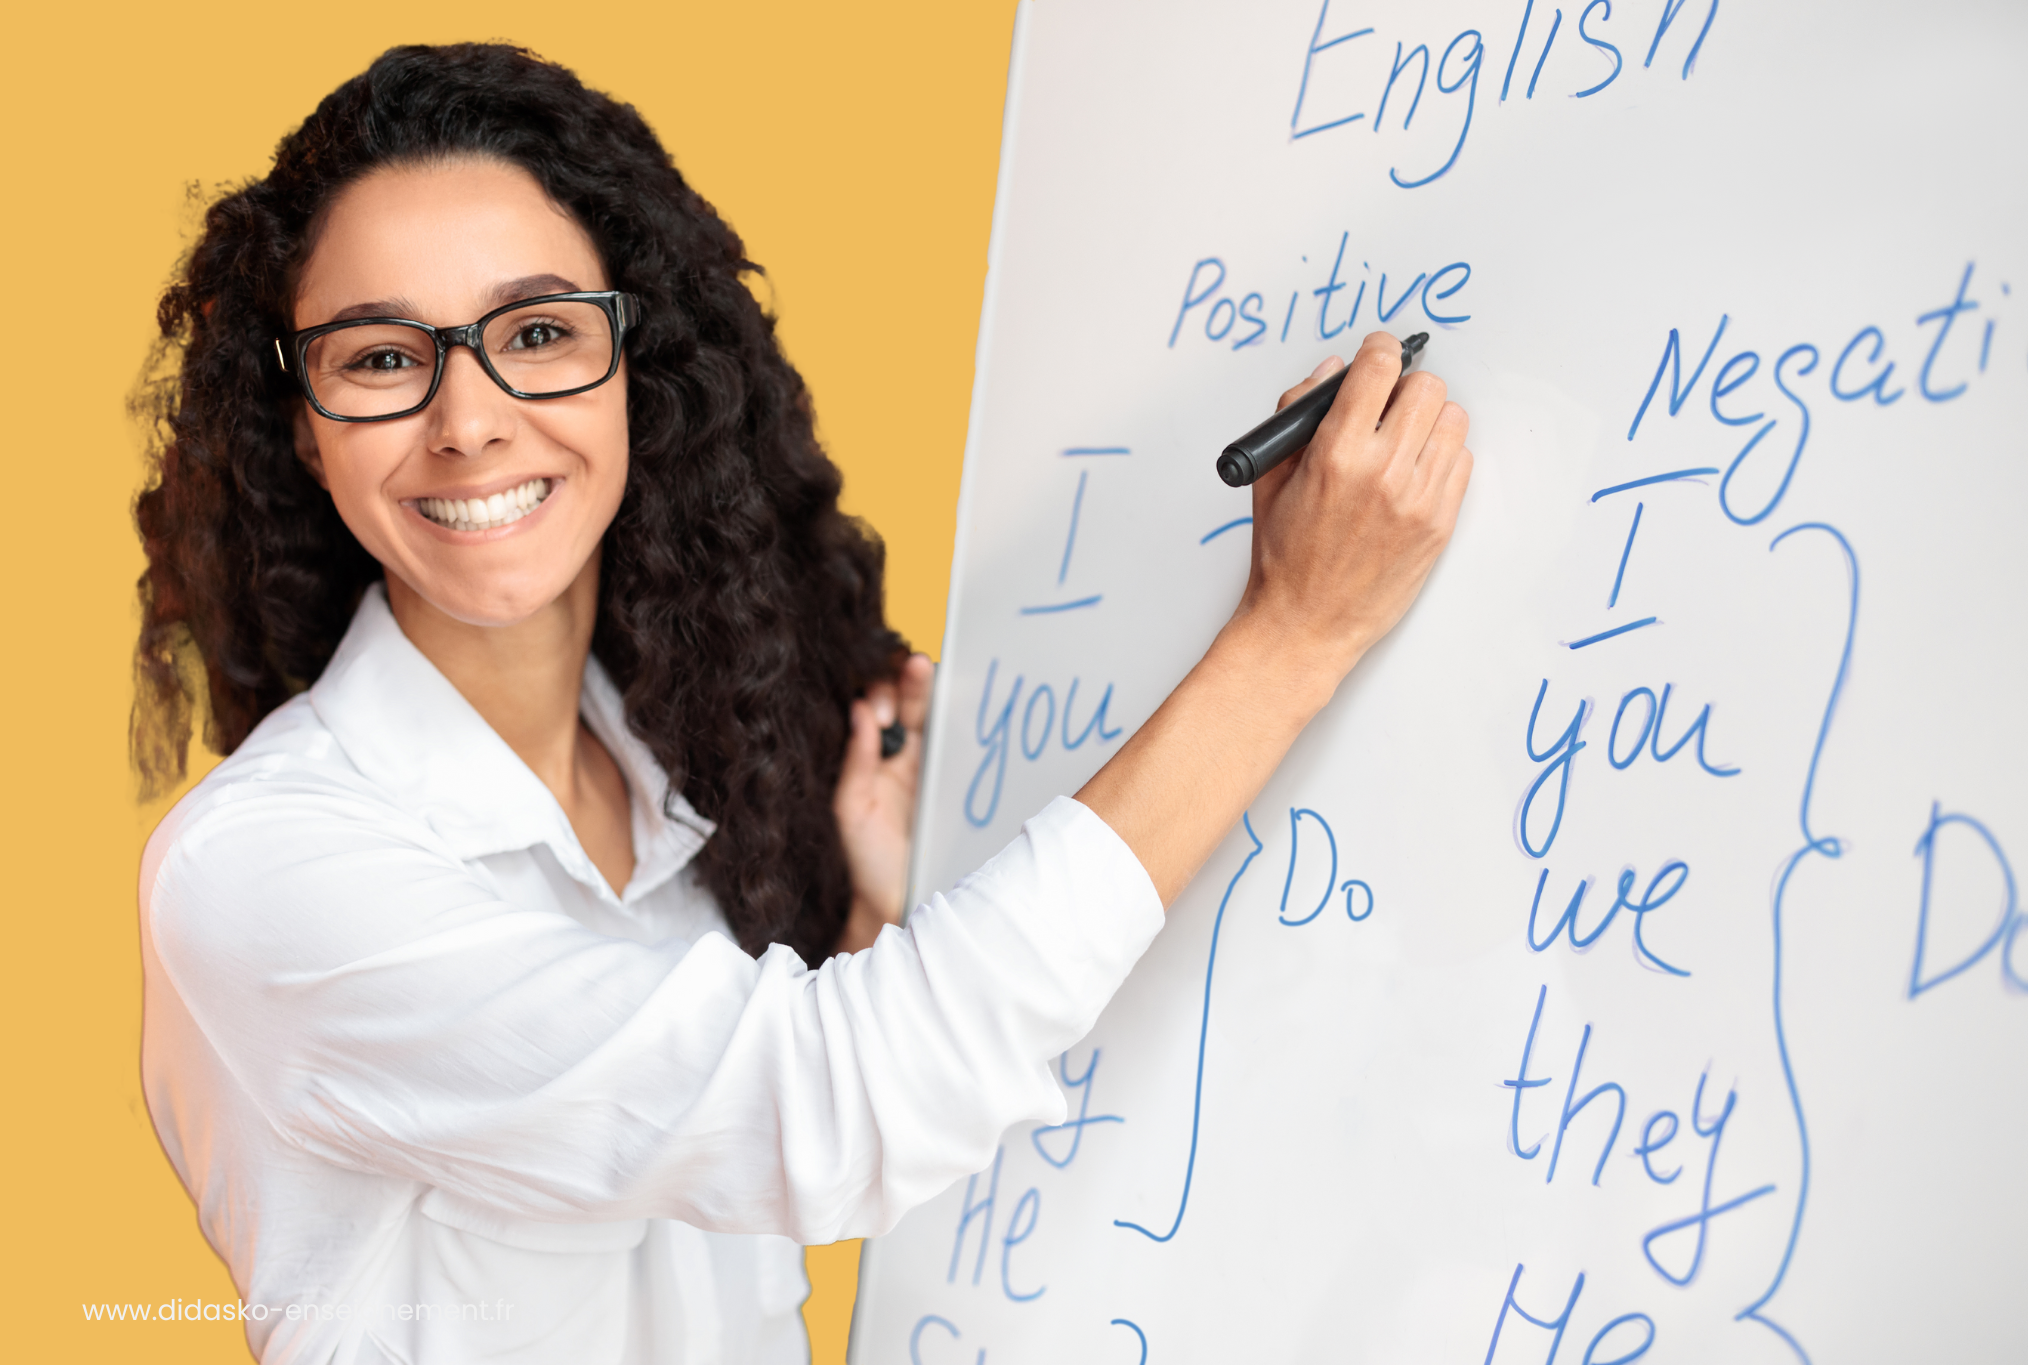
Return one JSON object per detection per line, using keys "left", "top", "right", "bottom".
{"left": 133, "top": 42, "right": 905, "bottom": 966}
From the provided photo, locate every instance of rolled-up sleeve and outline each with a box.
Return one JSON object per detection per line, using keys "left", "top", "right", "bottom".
{"left": 146, "top": 785, "right": 1163, "bottom": 1244}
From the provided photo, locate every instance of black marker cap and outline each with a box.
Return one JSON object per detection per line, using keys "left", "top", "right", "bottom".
{"left": 1213, "top": 333, "right": 1430, "bottom": 488}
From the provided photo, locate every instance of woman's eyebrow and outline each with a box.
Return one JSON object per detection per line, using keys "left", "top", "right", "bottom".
{"left": 491, "top": 273, "right": 582, "bottom": 306}
{"left": 315, "top": 276, "right": 581, "bottom": 327}
{"left": 325, "top": 296, "right": 424, "bottom": 324}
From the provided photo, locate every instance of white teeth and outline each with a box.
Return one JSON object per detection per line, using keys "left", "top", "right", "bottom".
{"left": 417, "top": 478, "right": 551, "bottom": 531}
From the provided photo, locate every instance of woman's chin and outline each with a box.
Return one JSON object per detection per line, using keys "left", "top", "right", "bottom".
{"left": 390, "top": 566, "right": 583, "bottom": 632}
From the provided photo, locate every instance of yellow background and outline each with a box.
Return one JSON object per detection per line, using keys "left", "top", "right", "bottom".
{"left": 0, "top": 2, "right": 1014, "bottom": 1358}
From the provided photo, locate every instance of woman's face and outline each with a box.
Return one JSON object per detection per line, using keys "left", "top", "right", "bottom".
{"left": 292, "top": 158, "right": 628, "bottom": 627}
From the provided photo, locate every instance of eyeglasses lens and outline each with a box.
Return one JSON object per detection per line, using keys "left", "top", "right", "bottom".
{"left": 303, "top": 323, "right": 436, "bottom": 420}
{"left": 483, "top": 301, "right": 616, "bottom": 395}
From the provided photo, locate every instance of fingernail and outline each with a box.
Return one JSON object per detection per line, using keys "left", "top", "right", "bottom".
{"left": 1312, "top": 356, "right": 1343, "bottom": 379}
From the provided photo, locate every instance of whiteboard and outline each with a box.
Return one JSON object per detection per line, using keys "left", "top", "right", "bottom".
{"left": 855, "top": 2, "right": 2027, "bottom": 1361}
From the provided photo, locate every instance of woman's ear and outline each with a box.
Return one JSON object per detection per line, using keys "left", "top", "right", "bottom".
{"left": 291, "top": 400, "right": 329, "bottom": 489}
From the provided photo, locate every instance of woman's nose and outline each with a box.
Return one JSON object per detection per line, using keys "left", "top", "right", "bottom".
{"left": 426, "top": 345, "right": 518, "bottom": 457}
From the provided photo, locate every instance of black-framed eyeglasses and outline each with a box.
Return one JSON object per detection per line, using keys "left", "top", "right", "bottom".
{"left": 276, "top": 291, "right": 642, "bottom": 422}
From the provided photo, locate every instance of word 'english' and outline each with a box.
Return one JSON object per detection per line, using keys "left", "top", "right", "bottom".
{"left": 1290, "top": 0, "right": 1721, "bottom": 189}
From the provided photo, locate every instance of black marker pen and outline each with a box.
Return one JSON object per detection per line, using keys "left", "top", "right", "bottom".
{"left": 1215, "top": 332, "right": 1428, "bottom": 488}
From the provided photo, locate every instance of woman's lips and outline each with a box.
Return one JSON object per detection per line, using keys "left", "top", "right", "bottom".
{"left": 413, "top": 477, "right": 552, "bottom": 531}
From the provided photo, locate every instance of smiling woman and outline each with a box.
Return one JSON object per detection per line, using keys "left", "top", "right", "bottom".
{"left": 128, "top": 38, "right": 1470, "bottom": 1365}
{"left": 134, "top": 57, "right": 920, "bottom": 963}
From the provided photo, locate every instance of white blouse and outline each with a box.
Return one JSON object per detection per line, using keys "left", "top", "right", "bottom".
{"left": 139, "top": 585, "right": 1164, "bottom": 1365}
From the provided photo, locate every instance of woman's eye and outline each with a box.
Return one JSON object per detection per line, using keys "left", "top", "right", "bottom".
{"left": 507, "top": 321, "right": 570, "bottom": 350}
{"left": 349, "top": 348, "right": 418, "bottom": 372}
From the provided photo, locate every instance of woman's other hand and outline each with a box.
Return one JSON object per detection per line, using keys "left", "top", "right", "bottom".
{"left": 833, "top": 653, "right": 935, "bottom": 953}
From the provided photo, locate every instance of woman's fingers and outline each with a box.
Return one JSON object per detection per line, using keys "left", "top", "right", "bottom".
{"left": 840, "top": 697, "right": 881, "bottom": 777}
{"left": 864, "top": 679, "right": 898, "bottom": 729}
{"left": 1298, "top": 333, "right": 1417, "bottom": 489}
{"left": 1331, "top": 331, "right": 1416, "bottom": 438}
{"left": 1276, "top": 354, "right": 1344, "bottom": 413}
{"left": 1262, "top": 356, "right": 1349, "bottom": 508}
{"left": 841, "top": 661, "right": 932, "bottom": 781}
{"left": 1409, "top": 400, "right": 1472, "bottom": 495}
{"left": 897, "top": 654, "right": 933, "bottom": 733}
{"left": 1378, "top": 372, "right": 1451, "bottom": 463}
{"left": 831, "top": 660, "right": 938, "bottom": 953}
{"left": 1234, "top": 335, "right": 1476, "bottom": 671}
{"left": 1439, "top": 444, "right": 1475, "bottom": 524}
{"left": 868, "top": 655, "right": 933, "bottom": 765}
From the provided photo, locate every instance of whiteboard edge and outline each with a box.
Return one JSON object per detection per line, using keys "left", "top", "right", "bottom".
{"left": 869, "top": 18, "right": 1034, "bottom": 1349}
{"left": 899, "top": 0, "right": 1035, "bottom": 924}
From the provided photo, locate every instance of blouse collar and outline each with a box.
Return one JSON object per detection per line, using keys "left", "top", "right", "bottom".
{"left": 309, "top": 584, "right": 714, "bottom": 906}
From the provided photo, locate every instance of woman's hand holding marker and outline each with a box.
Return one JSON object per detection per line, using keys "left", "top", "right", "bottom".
{"left": 1078, "top": 330, "right": 1473, "bottom": 905}
{"left": 1242, "top": 330, "right": 1474, "bottom": 691}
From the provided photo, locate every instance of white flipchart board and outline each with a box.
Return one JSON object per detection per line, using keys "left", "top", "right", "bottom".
{"left": 853, "top": 2, "right": 2027, "bottom": 1361}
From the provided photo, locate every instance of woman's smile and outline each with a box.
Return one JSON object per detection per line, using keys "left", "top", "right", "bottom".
{"left": 409, "top": 475, "right": 555, "bottom": 533}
